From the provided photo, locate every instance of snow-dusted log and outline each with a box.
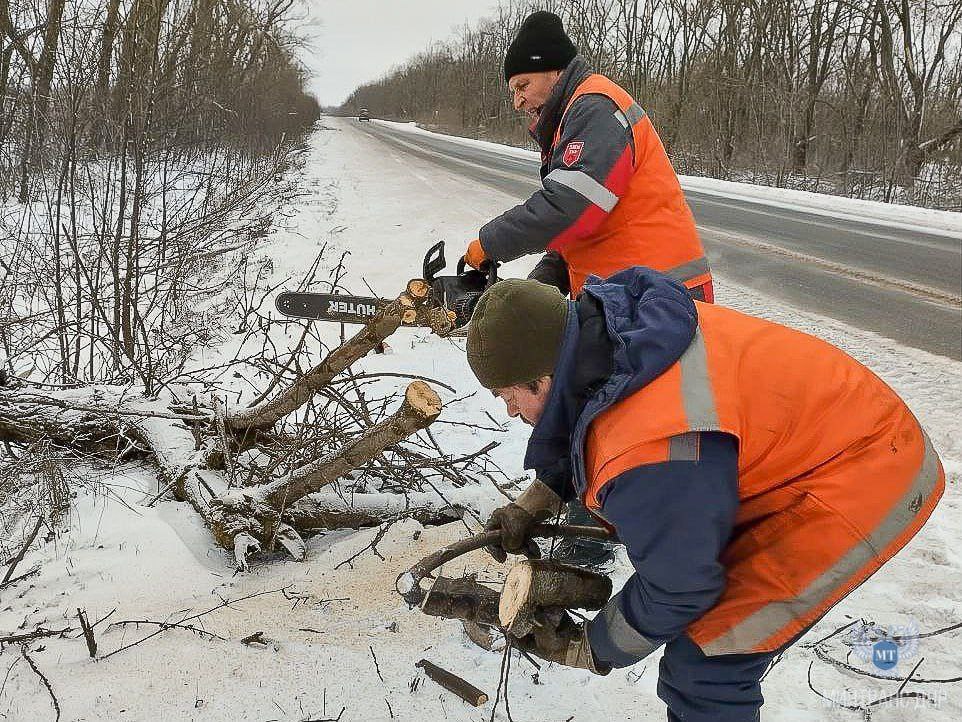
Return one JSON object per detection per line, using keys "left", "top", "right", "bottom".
{"left": 0, "top": 378, "right": 449, "bottom": 571}
{"left": 0, "top": 386, "right": 236, "bottom": 552}
{"left": 0, "top": 387, "right": 209, "bottom": 450}
{"left": 223, "top": 281, "right": 453, "bottom": 434}
{"left": 499, "top": 559, "right": 611, "bottom": 637}
{"left": 264, "top": 381, "right": 442, "bottom": 504}
{"left": 284, "top": 489, "right": 465, "bottom": 530}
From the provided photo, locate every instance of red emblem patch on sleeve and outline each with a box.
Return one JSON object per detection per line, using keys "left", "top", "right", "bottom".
{"left": 562, "top": 140, "right": 584, "bottom": 167}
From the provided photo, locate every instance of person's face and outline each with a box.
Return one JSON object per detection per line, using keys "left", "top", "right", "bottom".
{"left": 493, "top": 377, "right": 553, "bottom": 426}
{"left": 508, "top": 70, "right": 562, "bottom": 123}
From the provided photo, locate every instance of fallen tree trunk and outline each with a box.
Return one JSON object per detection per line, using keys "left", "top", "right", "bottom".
{"left": 0, "top": 382, "right": 448, "bottom": 570}
{"left": 1, "top": 281, "right": 469, "bottom": 572}
{"left": 285, "top": 489, "right": 464, "bottom": 530}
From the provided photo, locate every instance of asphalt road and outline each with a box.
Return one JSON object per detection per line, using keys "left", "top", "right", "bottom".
{"left": 357, "top": 120, "right": 962, "bottom": 360}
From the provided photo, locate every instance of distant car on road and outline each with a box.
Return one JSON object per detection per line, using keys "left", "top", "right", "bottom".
{"left": 358, "top": 108, "right": 370, "bottom": 122}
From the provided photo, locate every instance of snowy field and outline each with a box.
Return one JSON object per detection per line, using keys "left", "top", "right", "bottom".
{"left": 1, "top": 116, "right": 960, "bottom": 721}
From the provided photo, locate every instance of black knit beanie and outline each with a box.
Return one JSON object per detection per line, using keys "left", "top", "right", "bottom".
{"left": 503, "top": 11, "right": 577, "bottom": 83}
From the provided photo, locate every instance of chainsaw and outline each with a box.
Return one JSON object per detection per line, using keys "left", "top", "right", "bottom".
{"left": 275, "top": 241, "right": 498, "bottom": 329}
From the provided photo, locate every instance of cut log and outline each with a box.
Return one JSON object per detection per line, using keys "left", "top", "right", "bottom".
{"left": 420, "top": 575, "right": 500, "bottom": 627}
{"left": 396, "top": 523, "right": 614, "bottom": 608}
{"left": 498, "top": 559, "right": 611, "bottom": 637}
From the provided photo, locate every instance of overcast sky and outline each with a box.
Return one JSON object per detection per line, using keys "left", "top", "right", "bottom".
{"left": 300, "top": 0, "right": 503, "bottom": 107}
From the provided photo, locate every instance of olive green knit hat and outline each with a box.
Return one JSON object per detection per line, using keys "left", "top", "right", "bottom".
{"left": 466, "top": 279, "right": 569, "bottom": 389}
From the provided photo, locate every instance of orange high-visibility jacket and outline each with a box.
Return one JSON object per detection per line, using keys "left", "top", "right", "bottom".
{"left": 549, "top": 75, "right": 711, "bottom": 297}
{"left": 583, "top": 301, "right": 944, "bottom": 656}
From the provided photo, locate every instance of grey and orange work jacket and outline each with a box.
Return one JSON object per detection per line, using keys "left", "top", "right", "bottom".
{"left": 479, "top": 57, "right": 712, "bottom": 300}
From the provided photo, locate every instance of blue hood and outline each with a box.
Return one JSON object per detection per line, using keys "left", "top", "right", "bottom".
{"left": 524, "top": 266, "right": 698, "bottom": 497}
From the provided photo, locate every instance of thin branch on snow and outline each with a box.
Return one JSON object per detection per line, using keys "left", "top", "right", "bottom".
{"left": 20, "top": 645, "right": 61, "bottom": 722}
{"left": 0, "top": 627, "right": 72, "bottom": 648}
{"left": 2, "top": 514, "right": 45, "bottom": 585}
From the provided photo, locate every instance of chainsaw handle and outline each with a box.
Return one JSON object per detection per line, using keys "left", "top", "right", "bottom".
{"left": 423, "top": 240, "right": 446, "bottom": 283}
{"left": 456, "top": 256, "right": 499, "bottom": 287}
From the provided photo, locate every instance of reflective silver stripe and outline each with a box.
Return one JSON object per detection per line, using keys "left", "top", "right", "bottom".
{"left": 613, "top": 108, "right": 630, "bottom": 129}
{"left": 665, "top": 256, "right": 711, "bottom": 284}
{"left": 545, "top": 168, "right": 618, "bottom": 212}
{"left": 669, "top": 432, "right": 700, "bottom": 461}
{"left": 702, "top": 432, "right": 943, "bottom": 656}
{"left": 597, "top": 592, "right": 659, "bottom": 660}
{"left": 678, "top": 330, "right": 720, "bottom": 430}
{"left": 625, "top": 102, "right": 647, "bottom": 126}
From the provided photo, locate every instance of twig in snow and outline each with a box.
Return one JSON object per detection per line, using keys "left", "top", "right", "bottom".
{"left": 2, "top": 514, "right": 44, "bottom": 585}
{"left": 488, "top": 644, "right": 514, "bottom": 721}
{"left": 807, "top": 656, "right": 939, "bottom": 719}
{"left": 144, "top": 481, "right": 177, "bottom": 507}
{"left": 369, "top": 644, "right": 384, "bottom": 683}
{"left": 0, "top": 627, "right": 72, "bottom": 647}
{"left": 101, "top": 619, "right": 225, "bottom": 659}
{"left": 77, "top": 609, "right": 97, "bottom": 658}
{"left": 812, "top": 644, "right": 962, "bottom": 683}
{"left": 89, "top": 608, "right": 117, "bottom": 629}
{"left": 302, "top": 706, "right": 345, "bottom": 722}
{"left": 20, "top": 645, "right": 60, "bottom": 721}
{"left": 100, "top": 587, "right": 290, "bottom": 660}
{"left": 0, "top": 564, "right": 41, "bottom": 589}
{"left": 334, "top": 521, "right": 396, "bottom": 570}
{"left": 0, "top": 656, "right": 21, "bottom": 702}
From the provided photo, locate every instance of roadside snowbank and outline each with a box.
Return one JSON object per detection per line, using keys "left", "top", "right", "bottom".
{"left": 373, "top": 118, "right": 962, "bottom": 238}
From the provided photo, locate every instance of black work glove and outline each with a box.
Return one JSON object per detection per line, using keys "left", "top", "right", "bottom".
{"left": 510, "top": 608, "right": 610, "bottom": 675}
{"left": 484, "top": 480, "right": 563, "bottom": 563}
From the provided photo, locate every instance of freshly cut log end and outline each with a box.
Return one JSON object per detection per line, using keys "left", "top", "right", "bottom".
{"left": 499, "top": 559, "right": 612, "bottom": 636}
{"left": 402, "top": 309, "right": 418, "bottom": 324}
{"left": 499, "top": 560, "right": 535, "bottom": 634}
{"left": 405, "top": 380, "right": 442, "bottom": 418}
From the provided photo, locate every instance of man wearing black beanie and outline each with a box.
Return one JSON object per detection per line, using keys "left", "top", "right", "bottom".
{"left": 461, "top": 11, "right": 713, "bottom": 307}
{"left": 464, "top": 5, "right": 715, "bottom": 638}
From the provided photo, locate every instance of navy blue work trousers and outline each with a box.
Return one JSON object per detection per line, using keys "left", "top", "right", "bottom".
{"left": 657, "top": 634, "right": 777, "bottom": 722}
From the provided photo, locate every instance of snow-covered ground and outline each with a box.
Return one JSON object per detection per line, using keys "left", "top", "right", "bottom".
{"left": 2, "top": 116, "right": 960, "bottom": 722}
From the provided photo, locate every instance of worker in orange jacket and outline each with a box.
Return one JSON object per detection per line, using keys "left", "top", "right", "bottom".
{"left": 465, "top": 268, "right": 944, "bottom": 721}
{"left": 462, "top": 11, "right": 712, "bottom": 302}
